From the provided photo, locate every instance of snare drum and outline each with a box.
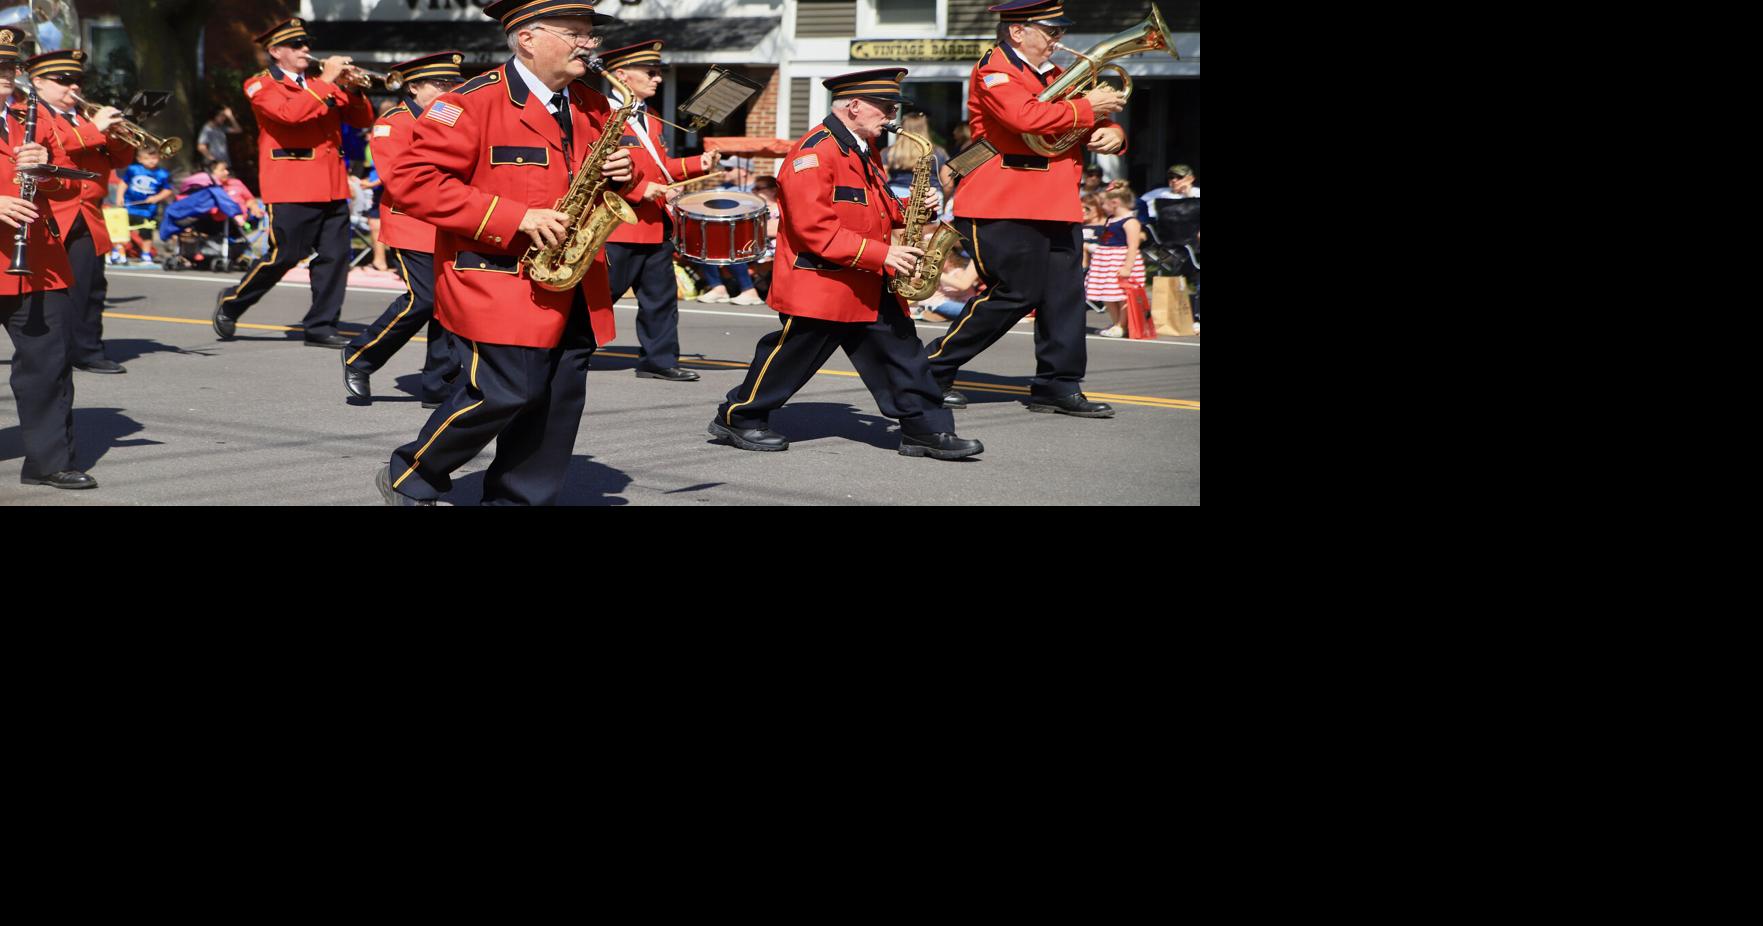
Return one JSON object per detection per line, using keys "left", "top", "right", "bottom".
{"left": 674, "top": 191, "right": 768, "bottom": 265}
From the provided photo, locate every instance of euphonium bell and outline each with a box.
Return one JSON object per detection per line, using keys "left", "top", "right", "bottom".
{"left": 1022, "top": 5, "right": 1181, "bottom": 157}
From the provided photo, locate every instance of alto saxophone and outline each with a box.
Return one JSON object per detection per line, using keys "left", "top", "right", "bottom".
{"left": 889, "top": 131, "right": 963, "bottom": 302}
{"left": 524, "top": 58, "right": 639, "bottom": 292}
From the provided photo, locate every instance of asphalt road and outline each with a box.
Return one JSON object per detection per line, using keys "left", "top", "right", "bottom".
{"left": 2, "top": 266, "right": 1199, "bottom": 505}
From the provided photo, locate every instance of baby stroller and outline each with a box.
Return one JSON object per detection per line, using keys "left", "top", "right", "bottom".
{"left": 158, "top": 173, "right": 256, "bottom": 273}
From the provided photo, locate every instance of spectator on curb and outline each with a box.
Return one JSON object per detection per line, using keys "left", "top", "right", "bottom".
{"left": 1088, "top": 185, "right": 1145, "bottom": 338}
{"left": 196, "top": 106, "right": 243, "bottom": 166}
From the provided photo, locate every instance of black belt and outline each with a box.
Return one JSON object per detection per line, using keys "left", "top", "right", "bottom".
{"left": 271, "top": 148, "right": 315, "bottom": 160}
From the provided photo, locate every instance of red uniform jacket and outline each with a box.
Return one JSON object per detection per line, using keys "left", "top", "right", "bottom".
{"left": 769, "top": 115, "right": 907, "bottom": 324}
{"left": 244, "top": 65, "right": 374, "bottom": 203}
{"left": 608, "top": 101, "right": 709, "bottom": 245}
{"left": 42, "top": 110, "right": 135, "bottom": 254}
{"left": 369, "top": 100, "right": 433, "bottom": 253}
{"left": 388, "top": 60, "right": 639, "bottom": 350}
{"left": 955, "top": 42, "right": 1124, "bottom": 224}
{"left": 1, "top": 103, "right": 75, "bottom": 295}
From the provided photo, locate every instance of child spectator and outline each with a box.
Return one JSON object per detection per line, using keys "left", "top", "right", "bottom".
{"left": 1087, "top": 185, "right": 1145, "bottom": 338}
{"left": 117, "top": 148, "right": 173, "bottom": 261}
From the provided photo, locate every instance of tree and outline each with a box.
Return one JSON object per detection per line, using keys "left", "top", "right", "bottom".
{"left": 117, "top": 0, "right": 216, "bottom": 175}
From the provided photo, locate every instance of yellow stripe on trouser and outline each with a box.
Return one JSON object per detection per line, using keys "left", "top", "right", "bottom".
{"left": 725, "top": 317, "right": 793, "bottom": 425}
{"left": 221, "top": 203, "right": 277, "bottom": 306}
{"left": 393, "top": 339, "right": 482, "bottom": 490}
{"left": 346, "top": 248, "right": 415, "bottom": 366}
{"left": 929, "top": 220, "right": 987, "bottom": 360}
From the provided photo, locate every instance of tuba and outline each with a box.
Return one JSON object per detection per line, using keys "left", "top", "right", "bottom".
{"left": 523, "top": 57, "right": 638, "bottom": 292}
{"left": 1022, "top": 5, "right": 1180, "bottom": 157}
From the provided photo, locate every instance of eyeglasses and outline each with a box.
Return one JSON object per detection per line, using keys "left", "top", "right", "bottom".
{"left": 1032, "top": 24, "right": 1068, "bottom": 40}
{"left": 861, "top": 98, "right": 900, "bottom": 117}
{"left": 0, "top": 64, "right": 19, "bottom": 76}
{"left": 428, "top": 79, "right": 462, "bottom": 90}
{"left": 531, "top": 25, "right": 602, "bottom": 48}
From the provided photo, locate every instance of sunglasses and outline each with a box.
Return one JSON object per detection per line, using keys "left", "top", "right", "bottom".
{"left": 45, "top": 74, "right": 80, "bottom": 86}
{"left": 283, "top": 40, "right": 311, "bottom": 50}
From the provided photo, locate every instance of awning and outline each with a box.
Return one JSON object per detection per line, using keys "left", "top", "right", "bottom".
{"left": 705, "top": 137, "right": 794, "bottom": 158}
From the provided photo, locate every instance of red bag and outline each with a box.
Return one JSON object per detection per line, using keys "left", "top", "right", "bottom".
{"left": 1122, "top": 280, "right": 1157, "bottom": 339}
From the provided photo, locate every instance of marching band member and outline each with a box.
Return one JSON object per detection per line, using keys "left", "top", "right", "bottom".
{"left": 599, "top": 39, "right": 715, "bottom": 383}
{"left": 926, "top": 0, "right": 1127, "bottom": 418}
{"left": 212, "top": 17, "right": 374, "bottom": 348}
{"left": 1, "top": 29, "right": 92, "bottom": 490}
{"left": 341, "top": 51, "right": 467, "bottom": 408}
{"left": 377, "top": 0, "right": 636, "bottom": 506}
{"left": 28, "top": 48, "right": 133, "bottom": 375}
{"left": 710, "top": 69, "right": 982, "bottom": 461}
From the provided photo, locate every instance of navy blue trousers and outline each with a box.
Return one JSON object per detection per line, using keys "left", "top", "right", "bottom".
{"left": 926, "top": 216, "right": 1088, "bottom": 398}
{"left": 606, "top": 239, "right": 684, "bottom": 372}
{"left": 216, "top": 200, "right": 351, "bottom": 339}
{"left": 3, "top": 290, "right": 77, "bottom": 480}
{"left": 63, "top": 215, "right": 111, "bottom": 366}
{"left": 386, "top": 299, "right": 596, "bottom": 506}
{"left": 717, "top": 307, "right": 954, "bottom": 436}
{"left": 343, "top": 249, "right": 455, "bottom": 404}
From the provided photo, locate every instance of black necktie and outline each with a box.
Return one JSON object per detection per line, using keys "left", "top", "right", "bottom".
{"left": 295, "top": 75, "right": 306, "bottom": 89}
{"left": 550, "top": 92, "right": 572, "bottom": 159}
{"left": 63, "top": 112, "right": 77, "bottom": 126}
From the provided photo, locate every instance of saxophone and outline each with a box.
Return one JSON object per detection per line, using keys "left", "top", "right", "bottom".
{"left": 524, "top": 58, "right": 639, "bottom": 292}
{"left": 889, "top": 131, "right": 963, "bottom": 302}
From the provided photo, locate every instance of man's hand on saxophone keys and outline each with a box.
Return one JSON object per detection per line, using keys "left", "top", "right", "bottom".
{"left": 885, "top": 244, "right": 925, "bottom": 277}
{"left": 520, "top": 208, "right": 573, "bottom": 250}
{"left": 603, "top": 148, "right": 633, "bottom": 184}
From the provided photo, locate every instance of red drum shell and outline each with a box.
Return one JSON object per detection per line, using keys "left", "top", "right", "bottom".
{"left": 674, "top": 191, "right": 768, "bottom": 265}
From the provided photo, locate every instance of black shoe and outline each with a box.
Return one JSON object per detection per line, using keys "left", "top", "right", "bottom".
{"left": 421, "top": 401, "right": 442, "bottom": 409}
{"left": 899, "top": 432, "right": 984, "bottom": 460}
{"left": 20, "top": 470, "right": 97, "bottom": 490}
{"left": 343, "top": 354, "right": 371, "bottom": 402}
{"left": 74, "top": 359, "right": 126, "bottom": 374}
{"left": 304, "top": 333, "right": 352, "bottom": 349}
{"left": 375, "top": 468, "right": 435, "bottom": 506}
{"left": 212, "top": 291, "right": 237, "bottom": 340}
{"left": 942, "top": 388, "right": 968, "bottom": 409}
{"left": 636, "top": 367, "right": 701, "bottom": 382}
{"left": 708, "top": 420, "right": 789, "bottom": 452}
{"left": 1026, "top": 392, "right": 1115, "bottom": 418}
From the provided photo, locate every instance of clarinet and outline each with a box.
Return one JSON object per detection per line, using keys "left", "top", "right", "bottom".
{"left": 6, "top": 81, "right": 39, "bottom": 276}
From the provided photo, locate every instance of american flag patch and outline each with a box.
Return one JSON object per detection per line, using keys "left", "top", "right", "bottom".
{"left": 426, "top": 101, "right": 463, "bottom": 127}
{"left": 246, "top": 81, "right": 263, "bottom": 98}
{"left": 373, "top": 125, "right": 392, "bottom": 137}
{"left": 983, "top": 73, "right": 1009, "bottom": 88}
{"left": 793, "top": 154, "right": 819, "bottom": 172}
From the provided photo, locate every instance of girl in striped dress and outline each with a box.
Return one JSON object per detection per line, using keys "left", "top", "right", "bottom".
{"left": 1086, "top": 185, "right": 1146, "bottom": 338}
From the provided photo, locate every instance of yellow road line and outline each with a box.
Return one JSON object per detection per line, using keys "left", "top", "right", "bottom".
{"left": 102, "top": 313, "right": 1199, "bottom": 411}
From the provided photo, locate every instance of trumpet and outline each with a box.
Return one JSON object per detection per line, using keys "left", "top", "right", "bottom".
{"left": 68, "top": 90, "right": 182, "bottom": 157}
{"left": 1023, "top": 5, "right": 1180, "bottom": 157}
{"left": 340, "top": 66, "right": 403, "bottom": 92}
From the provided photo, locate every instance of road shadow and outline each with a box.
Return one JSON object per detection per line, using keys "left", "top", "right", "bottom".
{"left": 445, "top": 454, "right": 632, "bottom": 506}
{"left": 102, "top": 339, "right": 209, "bottom": 363}
{"left": 589, "top": 345, "right": 743, "bottom": 373}
{"left": 765, "top": 402, "right": 898, "bottom": 451}
{"left": 950, "top": 371, "right": 1036, "bottom": 405}
{"left": 3, "top": 407, "right": 156, "bottom": 470}
{"left": 102, "top": 295, "right": 147, "bottom": 305}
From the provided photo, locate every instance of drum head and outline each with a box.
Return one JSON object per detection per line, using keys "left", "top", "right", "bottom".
{"left": 678, "top": 191, "right": 766, "bottom": 218}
